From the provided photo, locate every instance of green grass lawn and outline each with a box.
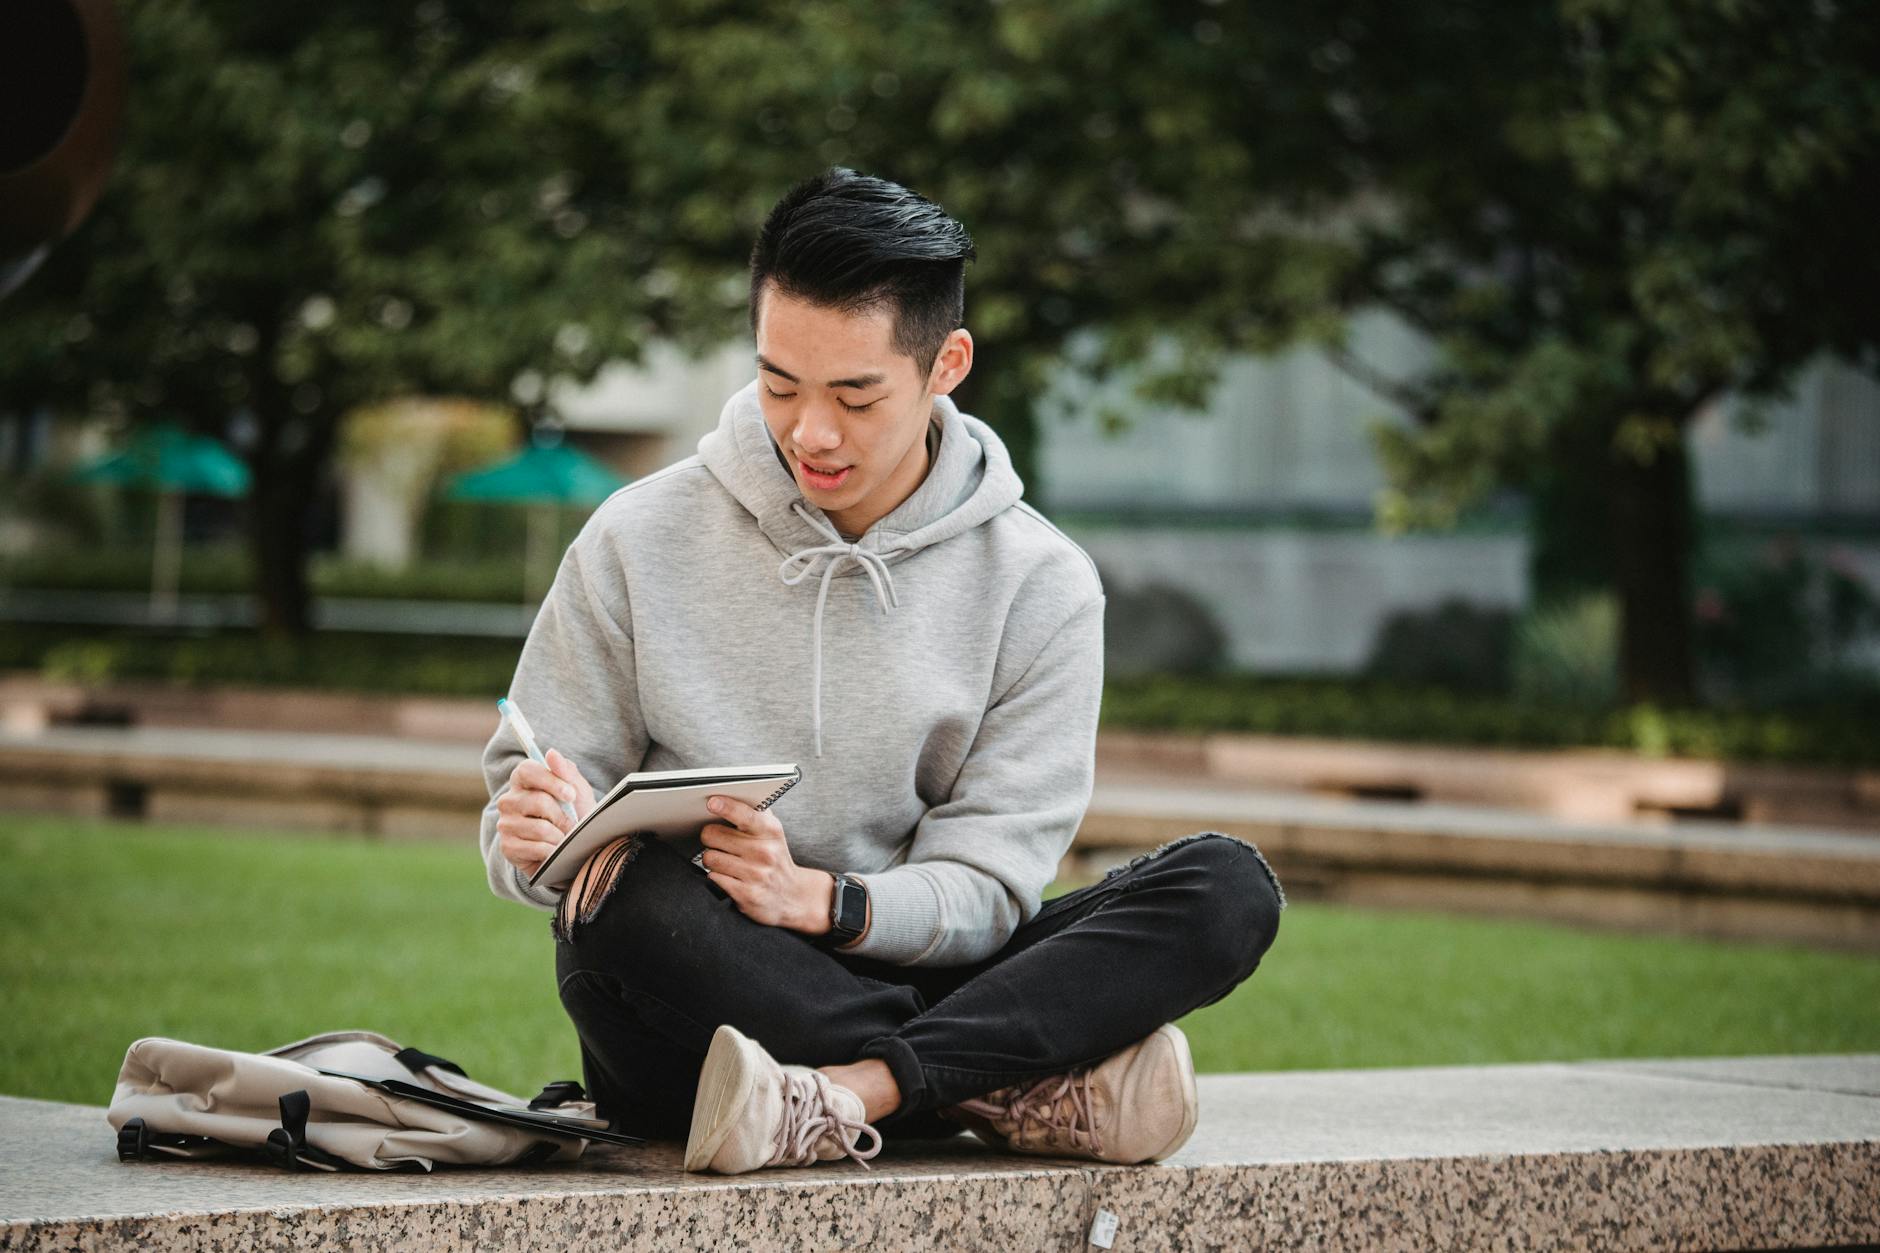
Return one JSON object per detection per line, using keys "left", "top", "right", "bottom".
{"left": 4, "top": 817, "right": 1877, "bottom": 1108}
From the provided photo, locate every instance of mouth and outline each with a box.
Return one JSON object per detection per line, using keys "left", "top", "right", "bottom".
{"left": 798, "top": 458, "right": 853, "bottom": 490}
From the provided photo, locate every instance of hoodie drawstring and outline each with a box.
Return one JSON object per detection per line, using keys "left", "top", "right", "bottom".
{"left": 777, "top": 502, "right": 900, "bottom": 756}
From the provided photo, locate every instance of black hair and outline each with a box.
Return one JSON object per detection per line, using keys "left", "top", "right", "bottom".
{"left": 749, "top": 167, "right": 976, "bottom": 376}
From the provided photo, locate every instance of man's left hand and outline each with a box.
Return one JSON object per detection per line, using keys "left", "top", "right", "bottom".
{"left": 699, "top": 795, "right": 832, "bottom": 934}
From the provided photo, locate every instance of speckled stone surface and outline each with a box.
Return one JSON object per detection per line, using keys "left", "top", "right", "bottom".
{"left": 4, "top": 1056, "right": 1877, "bottom": 1251}
{"left": 1577, "top": 1052, "right": 1880, "bottom": 1098}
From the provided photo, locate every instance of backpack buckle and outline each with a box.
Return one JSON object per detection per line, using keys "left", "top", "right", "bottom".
{"left": 117, "top": 1117, "right": 149, "bottom": 1162}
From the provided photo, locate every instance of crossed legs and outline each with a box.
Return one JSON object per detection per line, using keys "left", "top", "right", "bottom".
{"left": 552, "top": 830, "right": 1285, "bottom": 1140}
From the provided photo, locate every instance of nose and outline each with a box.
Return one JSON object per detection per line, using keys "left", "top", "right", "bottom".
{"left": 792, "top": 402, "right": 844, "bottom": 454}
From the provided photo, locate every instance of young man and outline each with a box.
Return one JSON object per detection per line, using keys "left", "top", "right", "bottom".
{"left": 479, "top": 167, "right": 1286, "bottom": 1174}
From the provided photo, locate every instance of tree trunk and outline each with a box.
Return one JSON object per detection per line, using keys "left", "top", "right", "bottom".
{"left": 150, "top": 488, "right": 182, "bottom": 624}
{"left": 247, "top": 414, "right": 336, "bottom": 638}
{"left": 1604, "top": 420, "right": 1697, "bottom": 705}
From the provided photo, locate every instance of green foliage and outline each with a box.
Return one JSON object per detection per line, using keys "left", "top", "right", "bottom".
{"left": 1363, "top": 599, "right": 1515, "bottom": 693}
{"left": 0, "top": 614, "right": 1871, "bottom": 763}
{"left": 1512, "top": 593, "right": 1621, "bottom": 706}
{"left": 0, "top": 545, "right": 255, "bottom": 596}
{"left": 0, "top": 2, "right": 690, "bottom": 411}
{"left": 0, "top": 628, "right": 520, "bottom": 697}
{"left": 1369, "top": 0, "right": 1880, "bottom": 506}
{"left": 2, "top": 0, "right": 1873, "bottom": 668}
{"left": 1694, "top": 539, "right": 1880, "bottom": 704}
{"left": 0, "top": 548, "right": 537, "bottom": 602}
{"left": 0, "top": 617, "right": 1871, "bottom": 762}
{"left": 4, "top": 818, "right": 1874, "bottom": 1106}
{"left": 1101, "top": 673, "right": 1880, "bottom": 767}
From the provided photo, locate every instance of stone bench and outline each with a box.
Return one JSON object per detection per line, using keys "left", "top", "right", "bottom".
{"left": 1096, "top": 729, "right": 1880, "bottom": 833}
{"left": 4, "top": 1054, "right": 1876, "bottom": 1250}
{"left": 1074, "top": 775, "right": 1880, "bottom": 952}
{"left": 5, "top": 674, "right": 1875, "bottom": 831}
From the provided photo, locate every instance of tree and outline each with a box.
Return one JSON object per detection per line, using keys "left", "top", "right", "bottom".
{"left": 0, "top": 3, "right": 690, "bottom": 632}
{"left": 7, "top": 0, "right": 1875, "bottom": 697}
{"left": 536, "top": 0, "right": 1880, "bottom": 701}
{"left": 0, "top": 0, "right": 1355, "bottom": 632}
{"left": 1335, "top": 0, "right": 1880, "bottom": 702}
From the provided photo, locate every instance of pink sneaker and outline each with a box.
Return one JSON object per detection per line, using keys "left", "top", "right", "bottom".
{"left": 683, "top": 1023, "right": 883, "bottom": 1174}
{"left": 941, "top": 1024, "right": 1199, "bottom": 1164}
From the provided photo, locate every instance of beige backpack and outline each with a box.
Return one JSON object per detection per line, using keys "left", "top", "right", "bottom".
{"left": 107, "top": 1030, "right": 640, "bottom": 1172}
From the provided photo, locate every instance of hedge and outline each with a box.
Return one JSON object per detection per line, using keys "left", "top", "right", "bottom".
{"left": 1103, "top": 674, "right": 1879, "bottom": 767}
{"left": 0, "top": 629, "right": 1872, "bottom": 768}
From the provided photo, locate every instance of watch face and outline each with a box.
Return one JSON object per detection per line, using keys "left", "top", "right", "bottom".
{"left": 834, "top": 876, "right": 868, "bottom": 935}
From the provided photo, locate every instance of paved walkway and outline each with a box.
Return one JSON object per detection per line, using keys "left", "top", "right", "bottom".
{"left": 4, "top": 1054, "right": 1876, "bottom": 1250}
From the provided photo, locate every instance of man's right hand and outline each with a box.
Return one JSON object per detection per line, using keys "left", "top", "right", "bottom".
{"left": 496, "top": 748, "right": 596, "bottom": 877}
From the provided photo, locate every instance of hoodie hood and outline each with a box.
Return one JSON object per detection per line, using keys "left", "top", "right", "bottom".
{"left": 698, "top": 377, "right": 1025, "bottom": 755}
{"left": 698, "top": 377, "right": 1023, "bottom": 559}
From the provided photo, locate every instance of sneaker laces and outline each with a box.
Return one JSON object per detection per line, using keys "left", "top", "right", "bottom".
{"left": 772, "top": 1069, "right": 883, "bottom": 1169}
{"left": 957, "top": 1069, "right": 1102, "bottom": 1157}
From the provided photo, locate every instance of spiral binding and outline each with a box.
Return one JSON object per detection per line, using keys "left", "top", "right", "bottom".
{"left": 755, "top": 771, "right": 801, "bottom": 812}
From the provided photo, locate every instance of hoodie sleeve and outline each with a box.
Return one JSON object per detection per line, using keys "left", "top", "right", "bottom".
{"left": 479, "top": 530, "right": 647, "bottom": 911}
{"left": 844, "top": 594, "right": 1105, "bottom": 966}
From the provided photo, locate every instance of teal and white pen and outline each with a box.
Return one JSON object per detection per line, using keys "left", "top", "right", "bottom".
{"left": 497, "top": 697, "right": 578, "bottom": 821}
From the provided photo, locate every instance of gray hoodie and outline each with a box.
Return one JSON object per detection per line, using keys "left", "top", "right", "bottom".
{"left": 478, "top": 377, "right": 1105, "bottom": 966}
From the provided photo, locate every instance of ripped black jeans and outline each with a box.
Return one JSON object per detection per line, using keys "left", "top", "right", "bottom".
{"left": 552, "top": 830, "right": 1287, "bottom": 1141}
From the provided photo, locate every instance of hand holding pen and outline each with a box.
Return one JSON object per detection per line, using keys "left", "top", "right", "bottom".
{"left": 494, "top": 698, "right": 596, "bottom": 877}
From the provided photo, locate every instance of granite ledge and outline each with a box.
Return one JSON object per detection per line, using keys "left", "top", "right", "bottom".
{"left": 3, "top": 1054, "right": 1876, "bottom": 1252}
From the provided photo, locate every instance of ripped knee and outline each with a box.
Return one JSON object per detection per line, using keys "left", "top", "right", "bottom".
{"left": 552, "top": 834, "right": 645, "bottom": 944}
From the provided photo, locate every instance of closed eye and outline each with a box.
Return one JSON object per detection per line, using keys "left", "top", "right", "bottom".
{"left": 764, "top": 383, "right": 880, "bottom": 413}
{"left": 765, "top": 383, "right": 878, "bottom": 413}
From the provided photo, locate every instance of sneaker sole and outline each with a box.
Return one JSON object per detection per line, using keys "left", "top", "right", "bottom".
{"left": 1143, "top": 1023, "right": 1200, "bottom": 1163}
{"left": 683, "top": 1024, "right": 761, "bottom": 1172}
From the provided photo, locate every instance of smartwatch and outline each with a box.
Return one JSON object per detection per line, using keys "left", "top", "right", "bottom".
{"left": 822, "top": 872, "right": 869, "bottom": 948}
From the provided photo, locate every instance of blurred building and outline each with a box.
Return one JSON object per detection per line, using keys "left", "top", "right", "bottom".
{"left": 9, "top": 304, "right": 1873, "bottom": 676}
{"left": 512, "top": 313, "right": 1880, "bottom": 676}
{"left": 545, "top": 343, "right": 756, "bottom": 480}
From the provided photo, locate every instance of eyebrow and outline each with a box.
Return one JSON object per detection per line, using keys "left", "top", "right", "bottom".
{"left": 756, "top": 355, "right": 887, "bottom": 391}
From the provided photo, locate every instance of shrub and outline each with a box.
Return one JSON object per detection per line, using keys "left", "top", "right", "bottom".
{"left": 1511, "top": 593, "right": 1620, "bottom": 707}
{"left": 1099, "top": 575, "right": 1229, "bottom": 677}
{"left": 1100, "top": 673, "right": 1879, "bottom": 767}
{"left": 1364, "top": 599, "right": 1514, "bottom": 693}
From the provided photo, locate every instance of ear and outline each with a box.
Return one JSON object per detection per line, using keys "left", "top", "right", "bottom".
{"left": 926, "top": 327, "right": 974, "bottom": 397}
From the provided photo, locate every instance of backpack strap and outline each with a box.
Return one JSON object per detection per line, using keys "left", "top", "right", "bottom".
{"left": 393, "top": 1046, "right": 467, "bottom": 1077}
{"left": 262, "top": 1088, "right": 433, "bottom": 1173}
{"left": 529, "top": 1080, "right": 586, "bottom": 1110}
{"left": 265, "top": 1090, "right": 314, "bottom": 1171}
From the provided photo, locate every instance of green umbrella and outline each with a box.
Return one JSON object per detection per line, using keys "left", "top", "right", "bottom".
{"left": 444, "top": 437, "right": 627, "bottom": 600}
{"left": 444, "top": 440, "right": 625, "bottom": 507}
{"left": 71, "top": 422, "right": 250, "bottom": 621}
{"left": 73, "top": 422, "right": 251, "bottom": 497}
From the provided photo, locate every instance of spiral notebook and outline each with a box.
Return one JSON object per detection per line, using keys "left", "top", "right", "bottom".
{"left": 527, "top": 763, "right": 801, "bottom": 891}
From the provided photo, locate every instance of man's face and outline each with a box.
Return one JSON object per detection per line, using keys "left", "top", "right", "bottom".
{"left": 754, "top": 283, "right": 969, "bottom": 538}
